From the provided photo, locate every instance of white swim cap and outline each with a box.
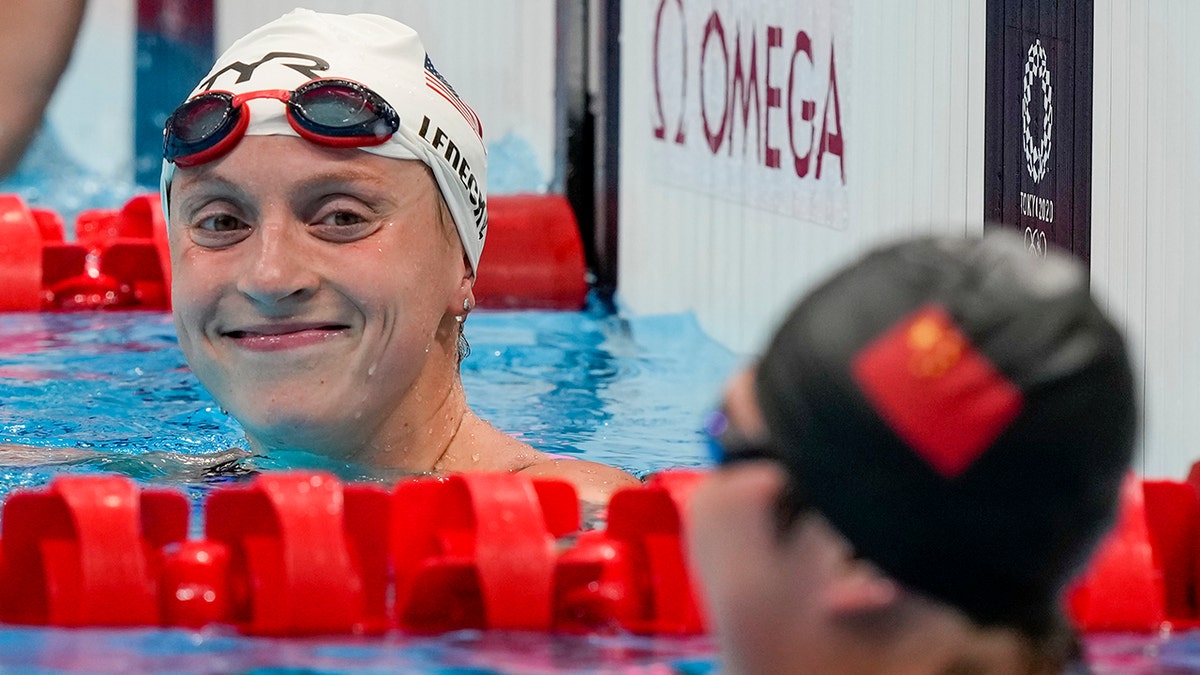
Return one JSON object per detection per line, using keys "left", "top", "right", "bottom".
{"left": 160, "top": 8, "right": 488, "bottom": 272}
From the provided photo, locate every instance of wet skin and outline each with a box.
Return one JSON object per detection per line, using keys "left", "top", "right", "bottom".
{"left": 167, "top": 135, "right": 639, "bottom": 502}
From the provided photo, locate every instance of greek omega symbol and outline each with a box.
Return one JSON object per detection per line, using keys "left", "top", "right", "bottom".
{"left": 1022, "top": 39, "right": 1053, "bottom": 184}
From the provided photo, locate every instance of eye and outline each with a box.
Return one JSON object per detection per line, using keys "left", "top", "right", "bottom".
{"left": 309, "top": 206, "right": 380, "bottom": 243}
{"left": 190, "top": 212, "right": 251, "bottom": 247}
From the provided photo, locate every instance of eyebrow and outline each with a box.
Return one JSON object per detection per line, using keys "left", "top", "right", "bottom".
{"left": 169, "top": 173, "right": 254, "bottom": 221}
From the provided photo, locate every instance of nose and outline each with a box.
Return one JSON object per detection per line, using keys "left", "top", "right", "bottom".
{"left": 236, "top": 219, "right": 319, "bottom": 306}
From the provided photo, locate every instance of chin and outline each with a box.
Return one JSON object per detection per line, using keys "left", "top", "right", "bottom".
{"left": 234, "top": 403, "right": 360, "bottom": 452}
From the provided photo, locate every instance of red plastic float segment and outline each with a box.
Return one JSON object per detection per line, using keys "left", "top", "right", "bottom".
{"left": 0, "top": 475, "right": 189, "bottom": 626}
{"left": 1066, "top": 475, "right": 1166, "bottom": 632}
{"left": 0, "top": 194, "right": 43, "bottom": 311}
{"left": 1143, "top": 480, "right": 1200, "bottom": 623}
{"left": 64, "top": 194, "right": 170, "bottom": 311}
{"left": 554, "top": 530, "right": 642, "bottom": 632}
{"left": 118, "top": 193, "right": 172, "bottom": 294}
{"left": 74, "top": 208, "right": 125, "bottom": 250}
{"left": 556, "top": 469, "right": 707, "bottom": 635}
{"left": 391, "top": 473, "right": 577, "bottom": 632}
{"left": 159, "top": 540, "right": 232, "bottom": 629}
{"left": 472, "top": 194, "right": 589, "bottom": 310}
{"left": 203, "top": 472, "right": 388, "bottom": 635}
{"left": 0, "top": 192, "right": 172, "bottom": 312}
{"left": 40, "top": 244, "right": 88, "bottom": 290}
{"left": 31, "top": 208, "right": 64, "bottom": 241}
{"left": 99, "top": 241, "right": 169, "bottom": 309}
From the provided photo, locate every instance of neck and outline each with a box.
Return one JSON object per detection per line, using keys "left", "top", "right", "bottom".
{"left": 344, "top": 345, "right": 471, "bottom": 472}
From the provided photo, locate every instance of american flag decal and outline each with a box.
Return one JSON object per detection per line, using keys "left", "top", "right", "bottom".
{"left": 424, "top": 54, "right": 483, "bottom": 139}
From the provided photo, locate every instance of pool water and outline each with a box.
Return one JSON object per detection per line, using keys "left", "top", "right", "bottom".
{"left": 0, "top": 300, "right": 735, "bottom": 673}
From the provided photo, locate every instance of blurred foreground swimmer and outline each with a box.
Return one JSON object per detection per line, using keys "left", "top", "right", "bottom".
{"left": 158, "top": 9, "right": 638, "bottom": 502}
{"left": 689, "top": 231, "right": 1136, "bottom": 674}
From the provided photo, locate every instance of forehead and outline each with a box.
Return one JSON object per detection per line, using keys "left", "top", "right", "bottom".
{"left": 175, "top": 136, "right": 429, "bottom": 184}
{"left": 167, "top": 136, "right": 442, "bottom": 220}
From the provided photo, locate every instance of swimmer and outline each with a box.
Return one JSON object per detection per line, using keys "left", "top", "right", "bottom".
{"left": 160, "top": 9, "right": 639, "bottom": 503}
{"left": 689, "top": 233, "right": 1136, "bottom": 674}
{"left": 0, "top": 0, "right": 86, "bottom": 176}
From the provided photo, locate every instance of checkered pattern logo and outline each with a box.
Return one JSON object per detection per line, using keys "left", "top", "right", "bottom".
{"left": 1022, "top": 39, "right": 1053, "bottom": 184}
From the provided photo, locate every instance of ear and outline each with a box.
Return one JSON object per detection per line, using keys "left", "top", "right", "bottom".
{"left": 447, "top": 252, "right": 476, "bottom": 316}
{"left": 820, "top": 555, "right": 902, "bottom": 617}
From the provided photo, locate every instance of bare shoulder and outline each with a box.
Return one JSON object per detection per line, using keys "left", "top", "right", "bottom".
{"left": 447, "top": 415, "right": 643, "bottom": 503}
{"left": 518, "top": 457, "right": 642, "bottom": 505}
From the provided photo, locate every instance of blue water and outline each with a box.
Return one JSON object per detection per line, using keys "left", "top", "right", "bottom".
{"left": 0, "top": 302, "right": 735, "bottom": 673}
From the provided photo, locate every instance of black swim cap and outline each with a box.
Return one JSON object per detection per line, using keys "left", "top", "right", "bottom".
{"left": 755, "top": 231, "right": 1137, "bottom": 633}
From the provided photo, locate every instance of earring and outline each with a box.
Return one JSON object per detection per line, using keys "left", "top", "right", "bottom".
{"left": 463, "top": 298, "right": 472, "bottom": 313}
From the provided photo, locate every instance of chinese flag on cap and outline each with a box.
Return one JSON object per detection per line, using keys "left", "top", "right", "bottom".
{"left": 851, "top": 305, "right": 1024, "bottom": 478}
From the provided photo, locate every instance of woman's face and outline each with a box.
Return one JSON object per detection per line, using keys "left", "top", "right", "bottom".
{"left": 687, "top": 369, "right": 836, "bottom": 672}
{"left": 167, "top": 135, "right": 471, "bottom": 456}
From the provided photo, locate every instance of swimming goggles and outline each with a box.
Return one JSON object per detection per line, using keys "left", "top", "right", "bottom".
{"left": 703, "top": 410, "right": 780, "bottom": 466}
{"left": 162, "top": 78, "right": 401, "bottom": 168}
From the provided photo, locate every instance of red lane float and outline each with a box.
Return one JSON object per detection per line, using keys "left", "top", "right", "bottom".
{"left": 0, "top": 192, "right": 589, "bottom": 312}
{"left": 470, "top": 193, "right": 589, "bottom": 310}
{"left": 555, "top": 471, "right": 706, "bottom": 634}
{"left": 0, "top": 469, "right": 709, "bottom": 636}
{"left": 391, "top": 473, "right": 576, "bottom": 632}
{"left": 204, "top": 473, "right": 391, "bottom": 635}
{"left": 0, "top": 194, "right": 48, "bottom": 311}
{"left": 1, "top": 467, "right": 1192, "bottom": 636}
{"left": 0, "top": 193, "right": 170, "bottom": 311}
{"left": 1067, "top": 474, "right": 1166, "bottom": 632}
{"left": 0, "top": 475, "right": 189, "bottom": 626}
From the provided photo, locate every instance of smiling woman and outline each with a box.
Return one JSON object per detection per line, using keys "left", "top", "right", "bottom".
{"left": 157, "top": 8, "right": 638, "bottom": 502}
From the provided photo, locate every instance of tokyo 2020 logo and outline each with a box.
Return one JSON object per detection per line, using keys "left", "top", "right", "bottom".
{"left": 1022, "top": 39, "right": 1053, "bottom": 183}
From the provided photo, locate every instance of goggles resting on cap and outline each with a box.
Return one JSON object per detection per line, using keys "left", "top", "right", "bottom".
{"left": 163, "top": 78, "right": 400, "bottom": 167}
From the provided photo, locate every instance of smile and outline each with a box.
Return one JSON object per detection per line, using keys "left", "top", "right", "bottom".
{"left": 222, "top": 324, "right": 350, "bottom": 352}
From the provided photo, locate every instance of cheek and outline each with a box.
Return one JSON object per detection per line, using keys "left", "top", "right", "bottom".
{"left": 357, "top": 229, "right": 460, "bottom": 312}
{"left": 687, "top": 473, "right": 793, "bottom": 623}
{"left": 688, "top": 480, "right": 752, "bottom": 604}
{"left": 169, "top": 254, "right": 218, "bottom": 322}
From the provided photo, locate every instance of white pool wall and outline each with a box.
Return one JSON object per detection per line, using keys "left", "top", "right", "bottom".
{"left": 617, "top": 0, "right": 1200, "bottom": 480}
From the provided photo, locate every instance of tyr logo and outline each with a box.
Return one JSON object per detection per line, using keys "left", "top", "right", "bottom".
{"left": 199, "top": 52, "right": 331, "bottom": 91}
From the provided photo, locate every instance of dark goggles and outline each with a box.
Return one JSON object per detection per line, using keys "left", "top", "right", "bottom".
{"left": 704, "top": 409, "right": 811, "bottom": 529}
{"left": 703, "top": 410, "right": 780, "bottom": 466}
{"left": 162, "top": 78, "right": 401, "bottom": 168}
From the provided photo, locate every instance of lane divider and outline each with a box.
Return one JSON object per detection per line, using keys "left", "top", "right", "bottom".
{"left": 0, "top": 466, "right": 1188, "bottom": 636}
{"left": 0, "top": 470, "right": 704, "bottom": 635}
